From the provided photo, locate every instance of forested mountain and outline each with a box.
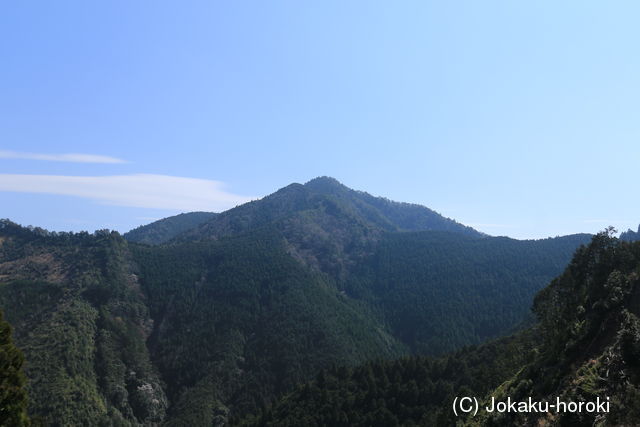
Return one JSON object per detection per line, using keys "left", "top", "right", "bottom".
{"left": 246, "top": 231, "right": 640, "bottom": 427}
{"left": 177, "top": 177, "right": 481, "bottom": 242}
{"left": 124, "top": 212, "right": 217, "bottom": 245}
{"left": 174, "top": 177, "right": 481, "bottom": 281}
{"left": 0, "top": 178, "right": 595, "bottom": 425}
{"left": 170, "top": 177, "right": 589, "bottom": 354}
{"left": 129, "top": 228, "right": 588, "bottom": 424}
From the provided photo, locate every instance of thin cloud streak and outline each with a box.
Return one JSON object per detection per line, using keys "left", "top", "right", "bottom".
{"left": 0, "top": 174, "right": 254, "bottom": 212}
{"left": 0, "top": 150, "right": 126, "bottom": 164}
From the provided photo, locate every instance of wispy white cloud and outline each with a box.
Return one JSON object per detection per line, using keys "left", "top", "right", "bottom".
{"left": 0, "top": 150, "right": 126, "bottom": 164}
{"left": 0, "top": 174, "right": 254, "bottom": 212}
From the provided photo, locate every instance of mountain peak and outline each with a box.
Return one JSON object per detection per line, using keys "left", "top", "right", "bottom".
{"left": 168, "top": 178, "right": 483, "bottom": 245}
{"left": 305, "top": 176, "right": 342, "bottom": 185}
{"left": 304, "top": 176, "right": 346, "bottom": 192}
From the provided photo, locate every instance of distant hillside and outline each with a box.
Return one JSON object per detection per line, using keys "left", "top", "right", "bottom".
{"left": 343, "top": 231, "right": 591, "bottom": 354}
{"left": 124, "top": 212, "right": 217, "bottom": 244}
{"left": 620, "top": 224, "right": 640, "bottom": 242}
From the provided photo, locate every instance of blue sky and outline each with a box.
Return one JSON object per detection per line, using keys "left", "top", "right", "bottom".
{"left": 1, "top": 1, "right": 639, "bottom": 239}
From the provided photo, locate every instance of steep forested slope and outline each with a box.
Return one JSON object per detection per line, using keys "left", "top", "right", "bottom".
{"left": 132, "top": 229, "right": 404, "bottom": 425}
{"left": 0, "top": 308, "right": 29, "bottom": 426}
{"left": 249, "top": 232, "right": 640, "bottom": 427}
{"left": 241, "top": 331, "right": 537, "bottom": 427}
{"left": 0, "top": 220, "right": 166, "bottom": 426}
{"left": 474, "top": 229, "right": 640, "bottom": 426}
{"left": 343, "top": 231, "right": 590, "bottom": 354}
{"left": 124, "top": 212, "right": 217, "bottom": 245}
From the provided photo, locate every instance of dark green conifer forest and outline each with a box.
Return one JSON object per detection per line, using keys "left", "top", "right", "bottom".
{"left": 249, "top": 230, "right": 640, "bottom": 427}
{"left": 0, "top": 179, "right": 635, "bottom": 426}
{"left": 0, "top": 308, "right": 29, "bottom": 426}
